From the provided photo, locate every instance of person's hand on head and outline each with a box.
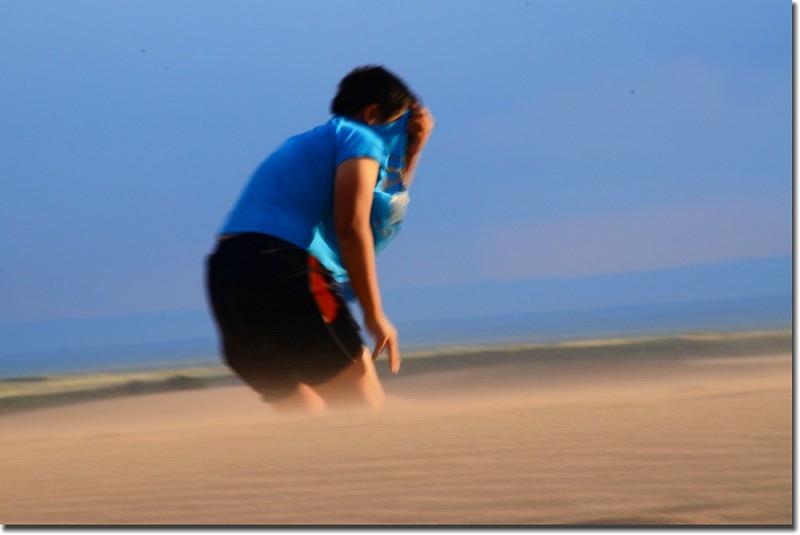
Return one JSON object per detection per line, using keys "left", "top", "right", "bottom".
{"left": 407, "top": 104, "right": 434, "bottom": 159}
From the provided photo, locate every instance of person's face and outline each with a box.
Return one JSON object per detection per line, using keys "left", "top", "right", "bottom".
{"left": 359, "top": 103, "right": 410, "bottom": 126}
{"left": 380, "top": 106, "right": 409, "bottom": 125}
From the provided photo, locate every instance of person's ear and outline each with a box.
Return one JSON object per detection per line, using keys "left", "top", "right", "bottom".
{"left": 363, "top": 104, "right": 382, "bottom": 125}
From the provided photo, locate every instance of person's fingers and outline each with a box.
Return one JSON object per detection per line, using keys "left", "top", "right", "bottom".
{"left": 371, "top": 335, "right": 400, "bottom": 372}
{"left": 372, "top": 337, "right": 387, "bottom": 360}
{"left": 388, "top": 336, "right": 401, "bottom": 374}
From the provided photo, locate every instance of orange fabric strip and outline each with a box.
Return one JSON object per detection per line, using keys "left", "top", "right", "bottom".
{"left": 308, "top": 256, "right": 340, "bottom": 324}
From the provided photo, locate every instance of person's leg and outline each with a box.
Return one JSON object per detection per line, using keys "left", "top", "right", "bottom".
{"left": 209, "top": 239, "right": 383, "bottom": 413}
{"left": 270, "top": 383, "right": 327, "bottom": 413}
{"left": 207, "top": 236, "right": 312, "bottom": 408}
{"left": 308, "top": 347, "right": 385, "bottom": 409}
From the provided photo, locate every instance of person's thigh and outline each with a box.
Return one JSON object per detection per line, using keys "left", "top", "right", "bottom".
{"left": 269, "top": 259, "right": 364, "bottom": 389}
{"left": 309, "top": 347, "right": 386, "bottom": 409}
{"left": 206, "top": 240, "right": 302, "bottom": 402}
{"left": 207, "top": 234, "right": 370, "bottom": 404}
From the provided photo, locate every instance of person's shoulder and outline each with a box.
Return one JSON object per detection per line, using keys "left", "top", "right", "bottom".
{"left": 331, "top": 116, "right": 383, "bottom": 147}
{"left": 275, "top": 119, "right": 343, "bottom": 155}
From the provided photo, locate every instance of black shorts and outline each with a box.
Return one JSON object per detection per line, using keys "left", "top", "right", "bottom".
{"left": 205, "top": 233, "right": 363, "bottom": 402}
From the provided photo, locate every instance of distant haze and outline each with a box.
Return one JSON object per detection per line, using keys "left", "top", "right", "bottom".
{"left": 0, "top": 1, "right": 789, "bottom": 366}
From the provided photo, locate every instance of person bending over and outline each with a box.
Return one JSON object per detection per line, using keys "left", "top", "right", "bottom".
{"left": 206, "top": 66, "right": 434, "bottom": 412}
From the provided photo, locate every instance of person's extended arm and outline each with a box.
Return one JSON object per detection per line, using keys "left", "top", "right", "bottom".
{"left": 334, "top": 157, "right": 400, "bottom": 373}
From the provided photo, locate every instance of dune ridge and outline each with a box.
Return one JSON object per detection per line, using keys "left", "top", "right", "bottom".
{"left": 0, "top": 329, "right": 789, "bottom": 417}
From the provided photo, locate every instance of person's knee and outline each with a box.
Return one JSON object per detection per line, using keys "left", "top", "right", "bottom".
{"left": 314, "top": 357, "right": 385, "bottom": 409}
{"left": 270, "top": 383, "right": 327, "bottom": 413}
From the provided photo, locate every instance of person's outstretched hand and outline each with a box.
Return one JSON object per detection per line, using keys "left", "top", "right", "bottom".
{"left": 366, "top": 313, "right": 400, "bottom": 373}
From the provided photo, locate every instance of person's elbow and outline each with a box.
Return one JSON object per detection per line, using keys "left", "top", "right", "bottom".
{"left": 335, "top": 214, "right": 371, "bottom": 244}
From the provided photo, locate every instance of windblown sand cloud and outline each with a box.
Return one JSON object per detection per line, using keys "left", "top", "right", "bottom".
{"left": 0, "top": 334, "right": 791, "bottom": 526}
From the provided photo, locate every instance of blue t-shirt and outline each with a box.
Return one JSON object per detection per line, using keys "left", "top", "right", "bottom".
{"left": 308, "top": 111, "right": 411, "bottom": 286}
{"left": 219, "top": 116, "right": 387, "bottom": 249}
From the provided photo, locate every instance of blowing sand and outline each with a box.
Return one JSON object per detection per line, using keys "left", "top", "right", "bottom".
{"left": 0, "top": 338, "right": 792, "bottom": 526}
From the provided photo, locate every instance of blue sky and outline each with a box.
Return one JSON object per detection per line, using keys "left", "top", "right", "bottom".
{"left": 0, "top": 0, "right": 791, "bottom": 328}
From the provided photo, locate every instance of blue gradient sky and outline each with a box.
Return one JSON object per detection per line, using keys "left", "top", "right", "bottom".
{"left": 0, "top": 0, "right": 791, "bottom": 327}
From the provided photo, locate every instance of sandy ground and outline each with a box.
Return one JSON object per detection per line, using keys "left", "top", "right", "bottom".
{"left": 0, "top": 350, "right": 791, "bottom": 526}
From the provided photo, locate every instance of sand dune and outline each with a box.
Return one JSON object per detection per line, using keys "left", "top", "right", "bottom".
{"left": 0, "top": 341, "right": 791, "bottom": 526}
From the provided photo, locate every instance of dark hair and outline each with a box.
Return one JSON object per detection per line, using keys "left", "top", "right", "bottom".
{"left": 330, "top": 65, "right": 418, "bottom": 120}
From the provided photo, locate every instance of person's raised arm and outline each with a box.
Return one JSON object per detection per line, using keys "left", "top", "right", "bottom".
{"left": 333, "top": 157, "right": 400, "bottom": 373}
{"left": 402, "top": 104, "right": 435, "bottom": 189}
